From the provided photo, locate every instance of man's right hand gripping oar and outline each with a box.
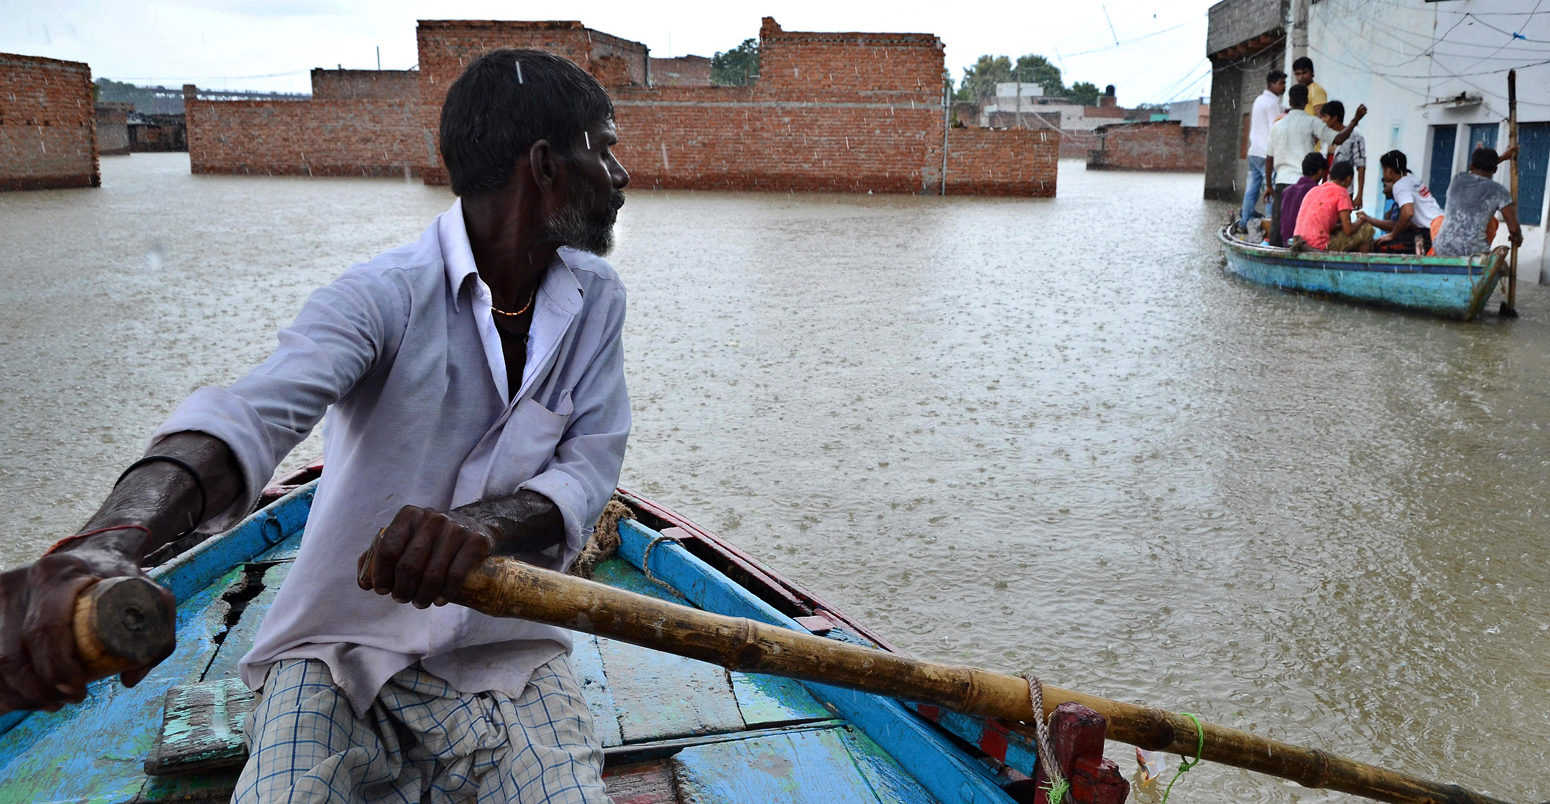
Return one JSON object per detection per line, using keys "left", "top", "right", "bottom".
{"left": 0, "top": 433, "right": 240, "bottom": 715}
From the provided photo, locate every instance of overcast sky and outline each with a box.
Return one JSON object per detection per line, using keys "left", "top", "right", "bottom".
{"left": 2, "top": 0, "right": 1218, "bottom": 105}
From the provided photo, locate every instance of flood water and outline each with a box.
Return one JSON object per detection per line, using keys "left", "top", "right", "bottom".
{"left": 1, "top": 153, "right": 1545, "bottom": 802}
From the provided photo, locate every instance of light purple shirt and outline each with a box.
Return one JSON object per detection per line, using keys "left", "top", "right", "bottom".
{"left": 154, "top": 201, "right": 630, "bottom": 714}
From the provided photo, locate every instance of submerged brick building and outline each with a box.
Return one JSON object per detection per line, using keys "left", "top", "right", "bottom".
{"left": 186, "top": 18, "right": 1057, "bottom": 197}
{"left": 1, "top": 52, "right": 99, "bottom": 191}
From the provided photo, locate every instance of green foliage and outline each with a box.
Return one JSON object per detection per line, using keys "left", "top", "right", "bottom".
{"left": 95, "top": 77, "right": 160, "bottom": 109}
{"left": 711, "top": 38, "right": 760, "bottom": 86}
{"left": 1067, "top": 81, "right": 1101, "bottom": 106}
{"left": 953, "top": 53, "right": 1104, "bottom": 106}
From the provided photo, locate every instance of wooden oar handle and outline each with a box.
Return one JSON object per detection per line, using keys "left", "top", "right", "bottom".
{"left": 70, "top": 577, "right": 175, "bottom": 679}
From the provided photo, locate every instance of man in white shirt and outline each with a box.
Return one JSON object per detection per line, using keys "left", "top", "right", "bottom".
{"left": 1266, "top": 83, "right": 1366, "bottom": 246}
{"left": 0, "top": 49, "right": 630, "bottom": 803}
{"left": 1239, "top": 69, "right": 1287, "bottom": 230}
{"left": 1362, "top": 149, "right": 1445, "bottom": 254}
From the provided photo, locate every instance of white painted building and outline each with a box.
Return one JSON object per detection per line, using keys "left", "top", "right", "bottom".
{"left": 978, "top": 82, "right": 1127, "bottom": 131}
{"left": 1304, "top": 0, "right": 1550, "bottom": 282}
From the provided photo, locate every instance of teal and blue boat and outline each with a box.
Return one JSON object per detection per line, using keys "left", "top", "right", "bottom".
{"left": 1218, "top": 225, "right": 1509, "bottom": 321}
{"left": 0, "top": 470, "right": 1084, "bottom": 803}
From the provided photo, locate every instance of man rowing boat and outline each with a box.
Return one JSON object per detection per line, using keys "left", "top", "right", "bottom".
{"left": 0, "top": 49, "right": 630, "bottom": 802}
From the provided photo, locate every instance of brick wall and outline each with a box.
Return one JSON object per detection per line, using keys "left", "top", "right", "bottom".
{"left": 185, "top": 17, "right": 1058, "bottom": 196}
{"left": 311, "top": 68, "right": 419, "bottom": 100}
{"left": 945, "top": 127, "right": 1057, "bottom": 195}
{"left": 1087, "top": 121, "right": 1209, "bottom": 171}
{"left": 1, "top": 52, "right": 98, "bottom": 191}
{"left": 131, "top": 114, "right": 187, "bottom": 152}
{"left": 649, "top": 56, "right": 711, "bottom": 87}
{"left": 187, "top": 93, "right": 424, "bottom": 177}
{"left": 97, "top": 102, "right": 131, "bottom": 155}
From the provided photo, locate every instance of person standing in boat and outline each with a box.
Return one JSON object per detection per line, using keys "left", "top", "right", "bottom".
{"left": 0, "top": 49, "right": 629, "bottom": 803}
{"left": 1432, "top": 145, "right": 1524, "bottom": 258}
{"left": 1360, "top": 150, "right": 1443, "bottom": 254}
{"left": 1291, "top": 56, "right": 1327, "bottom": 117}
{"left": 1318, "top": 101, "right": 1366, "bottom": 206}
{"left": 1265, "top": 84, "right": 1366, "bottom": 246}
{"left": 1238, "top": 69, "right": 1287, "bottom": 233}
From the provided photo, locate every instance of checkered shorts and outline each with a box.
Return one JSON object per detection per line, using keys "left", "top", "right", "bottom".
{"left": 232, "top": 655, "right": 607, "bottom": 803}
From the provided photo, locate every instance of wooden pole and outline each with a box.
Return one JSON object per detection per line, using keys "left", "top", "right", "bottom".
{"left": 1504, "top": 69, "right": 1519, "bottom": 317}
{"left": 70, "top": 576, "right": 175, "bottom": 679}
{"left": 455, "top": 557, "right": 1509, "bottom": 804}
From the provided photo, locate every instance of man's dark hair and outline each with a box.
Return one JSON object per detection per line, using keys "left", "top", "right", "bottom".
{"left": 1470, "top": 146, "right": 1499, "bottom": 173}
{"left": 1267, "top": 69, "right": 1287, "bottom": 86}
{"left": 439, "top": 49, "right": 614, "bottom": 198}
{"left": 1330, "top": 161, "right": 1354, "bottom": 182}
{"left": 1302, "top": 152, "right": 1326, "bottom": 176}
{"left": 1321, "top": 100, "right": 1345, "bottom": 124}
{"left": 1379, "top": 149, "right": 1412, "bottom": 175}
{"left": 1288, "top": 83, "right": 1309, "bottom": 109}
{"left": 1292, "top": 56, "right": 1314, "bottom": 74}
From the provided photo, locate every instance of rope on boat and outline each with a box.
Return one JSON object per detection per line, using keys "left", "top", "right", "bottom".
{"left": 1024, "top": 674, "right": 1070, "bottom": 803}
{"left": 1159, "top": 712, "right": 1205, "bottom": 804}
{"left": 640, "top": 532, "right": 684, "bottom": 593}
{"left": 569, "top": 499, "right": 631, "bottom": 580}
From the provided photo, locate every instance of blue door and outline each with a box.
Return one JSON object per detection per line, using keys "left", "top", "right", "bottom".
{"left": 1430, "top": 124, "right": 1457, "bottom": 208}
{"left": 1468, "top": 123, "right": 1498, "bottom": 153}
{"left": 1518, "top": 122, "right": 1550, "bottom": 227}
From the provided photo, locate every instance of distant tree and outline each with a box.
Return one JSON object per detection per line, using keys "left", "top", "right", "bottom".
{"left": 711, "top": 38, "right": 760, "bottom": 86}
{"left": 1011, "top": 54, "right": 1063, "bottom": 97}
{"left": 956, "top": 53, "right": 1070, "bottom": 102}
{"left": 955, "top": 55, "right": 1014, "bottom": 102}
{"left": 1067, "top": 81, "right": 1101, "bottom": 106}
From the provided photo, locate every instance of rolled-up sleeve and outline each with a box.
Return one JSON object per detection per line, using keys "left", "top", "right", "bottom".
{"left": 520, "top": 283, "right": 630, "bottom": 562}
{"left": 153, "top": 266, "right": 406, "bottom": 529}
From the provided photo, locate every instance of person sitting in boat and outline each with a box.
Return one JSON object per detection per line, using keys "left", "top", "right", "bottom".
{"left": 1360, "top": 150, "right": 1442, "bottom": 253}
{"left": 1318, "top": 101, "right": 1365, "bottom": 205}
{"left": 1432, "top": 145, "right": 1524, "bottom": 258}
{"left": 1292, "top": 161, "right": 1374, "bottom": 253}
{"left": 1278, "top": 152, "right": 1328, "bottom": 246}
{"left": 1266, "top": 84, "right": 1366, "bottom": 246}
{"left": 0, "top": 49, "right": 630, "bottom": 803}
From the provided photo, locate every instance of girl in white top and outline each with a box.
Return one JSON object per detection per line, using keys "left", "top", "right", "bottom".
{"left": 1360, "top": 150, "right": 1443, "bottom": 253}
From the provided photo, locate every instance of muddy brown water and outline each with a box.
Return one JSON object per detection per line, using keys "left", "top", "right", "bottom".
{"left": 1, "top": 153, "right": 1545, "bottom": 801}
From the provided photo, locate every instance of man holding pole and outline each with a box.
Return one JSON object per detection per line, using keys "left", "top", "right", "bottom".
{"left": 0, "top": 49, "right": 629, "bottom": 802}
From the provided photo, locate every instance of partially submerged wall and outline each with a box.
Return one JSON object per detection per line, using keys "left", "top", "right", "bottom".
{"left": 97, "top": 102, "right": 131, "bottom": 156}
{"left": 1, "top": 53, "right": 98, "bottom": 191}
{"left": 187, "top": 17, "right": 1056, "bottom": 196}
{"left": 1088, "top": 121, "right": 1208, "bottom": 171}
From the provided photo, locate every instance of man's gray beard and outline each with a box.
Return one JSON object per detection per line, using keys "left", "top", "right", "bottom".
{"left": 545, "top": 199, "right": 614, "bottom": 256}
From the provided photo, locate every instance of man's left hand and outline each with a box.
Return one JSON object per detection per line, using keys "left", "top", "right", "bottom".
{"left": 357, "top": 506, "right": 497, "bottom": 609}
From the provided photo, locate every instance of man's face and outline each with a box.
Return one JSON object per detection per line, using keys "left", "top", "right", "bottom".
{"left": 544, "top": 120, "right": 629, "bottom": 256}
{"left": 1271, "top": 78, "right": 1287, "bottom": 97}
{"left": 1319, "top": 114, "right": 1339, "bottom": 129}
{"left": 1294, "top": 67, "right": 1313, "bottom": 86}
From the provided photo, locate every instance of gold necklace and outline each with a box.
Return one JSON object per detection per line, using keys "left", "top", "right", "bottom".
{"left": 491, "top": 287, "right": 536, "bottom": 317}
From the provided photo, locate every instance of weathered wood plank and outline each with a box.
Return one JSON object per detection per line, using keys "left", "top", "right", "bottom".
{"left": 597, "top": 636, "right": 746, "bottom": 744}
{"left": 146, "top": 677, "right": 252, "bottom": 776}
{"left": 670, "top": 726, "right": 937, "bottom": 803}
{"left": 201, "top": 561, "right": 292, "bottom": 682}
{"left": 603, "top": 758, "right": 678, "bottom": 804}
{"left": 729, "top": 671, "right": 832, "bottom": 727}
{"left": 572, "top": 633, "right": 625, "bottom": 748}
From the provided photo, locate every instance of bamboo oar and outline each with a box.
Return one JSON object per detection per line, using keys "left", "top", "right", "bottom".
{"left": 1503, "top": 69, "right": 1519, "bottom": 318}
{"left": 455, "top": 556, "right": 1509, "bottom": 804}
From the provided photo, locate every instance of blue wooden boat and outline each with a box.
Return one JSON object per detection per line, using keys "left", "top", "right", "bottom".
{"left": 1217, "top": 224, "right": 1509, "bottom": 321}
{"left": 0, "top": 471, "right": 1080, "bottom": 803}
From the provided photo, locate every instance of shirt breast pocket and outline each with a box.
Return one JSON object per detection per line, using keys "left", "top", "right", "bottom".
{"left": 482, "top": 389, "right": 574, "bottom": 495}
